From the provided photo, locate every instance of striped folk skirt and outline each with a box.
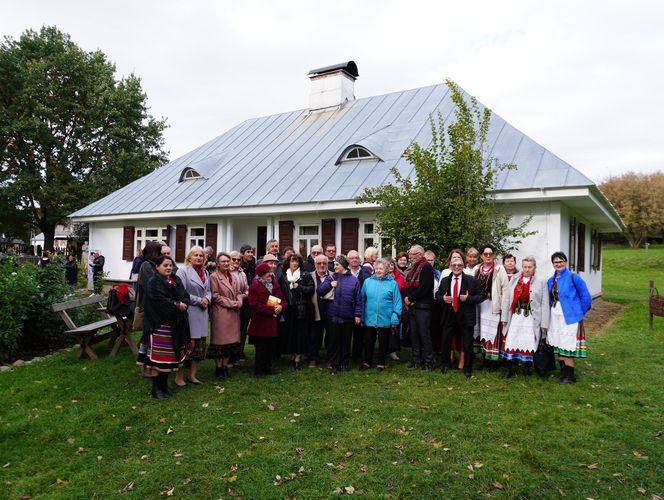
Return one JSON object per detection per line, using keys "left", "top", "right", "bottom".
{"left": 547, "top": 302, "right": 588, "bottom": 358}
{"left": 501, "top": 311, "right": 540, "bottom": 363}
{"left": 475, "top": 299, "right": 502, "bottom": 360}
{"left": 137, "top": 323, "right": 188, "bottom": 372}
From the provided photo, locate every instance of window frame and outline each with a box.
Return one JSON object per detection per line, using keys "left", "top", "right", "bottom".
{"left": 296, "top": 223, "right": 321, "bottom": 258}
{"left": 340, "top": 146, "right": 375, "bottom": 162}
{"left": 135, "top": 226, "right": 168, "bottom": 254}
{"left": 188, "top": 226, "right": 206, "bottom": 250}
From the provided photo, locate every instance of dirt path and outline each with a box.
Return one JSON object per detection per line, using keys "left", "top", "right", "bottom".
{"left": 583, "top": 298, "right": 625, "bottom": 337}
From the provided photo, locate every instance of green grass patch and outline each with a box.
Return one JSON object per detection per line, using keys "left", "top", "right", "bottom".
{"left": 1, "top": 246, "right": 663, "bottom": 498}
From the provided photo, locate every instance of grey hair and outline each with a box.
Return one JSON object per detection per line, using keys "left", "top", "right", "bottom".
{"left": 522, "top": 255, "right": 537, "bottom": 267}
{"left": 314, "top": 254, "right": 328, "bottom": 263}
{"left": 410, "top": 244, "right": 425, "bottom": 254}
{"left": 374, "top": 258, "right": 388, "bottom": 270}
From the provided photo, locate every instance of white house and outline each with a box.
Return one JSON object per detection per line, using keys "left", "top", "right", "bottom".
{"left": 70, "top": 61, "right": 622, "bottom": 296}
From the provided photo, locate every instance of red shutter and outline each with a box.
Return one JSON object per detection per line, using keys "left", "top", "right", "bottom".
{"left": 577, "top": 223, "right": 586, "bottom": 272}
{"left": 205, "top": 223, "right": 218, "bottom": 253}
{"left": 341, "top": 218, "right": 359, "bottom": 255}
{"left": 175, "top": 224, "right": 187, "bottom": 262}
{"left": 322, "top": 218, "right": 336, "bottom": 248}
{"left": 279, "top": 220, "right": 294, "bottom": 249}
{"left": 122, "top": 226, "right": 135, "bottom": 261}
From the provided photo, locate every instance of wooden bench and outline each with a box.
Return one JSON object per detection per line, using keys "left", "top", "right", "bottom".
{"left": 650, "top": 280, "right": 664, "bottom": 330}
{"left": 51, "top": 295, "right": 136, "bottom": 359}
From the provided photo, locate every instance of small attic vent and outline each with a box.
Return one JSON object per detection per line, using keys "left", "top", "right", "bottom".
{"left": 336, "top": 145, "right": 379, "bottom": 164}
{"left": 180, "top": 168, "right": 202, "bottom": 181}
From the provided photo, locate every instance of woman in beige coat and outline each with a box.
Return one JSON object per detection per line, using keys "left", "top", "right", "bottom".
{"left": 207, "top": 252, "right": 243, "bottom": 379}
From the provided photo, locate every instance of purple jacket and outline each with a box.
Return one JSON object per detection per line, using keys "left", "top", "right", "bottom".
{"left": 318, "top": 272, "right": 362, "bottom": 323}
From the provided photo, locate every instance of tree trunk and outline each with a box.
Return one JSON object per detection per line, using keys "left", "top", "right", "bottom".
{"left": 41, "top": 223, "right": 57, "bottom": 253}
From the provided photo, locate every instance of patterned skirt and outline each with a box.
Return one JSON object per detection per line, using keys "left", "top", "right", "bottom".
{"left": 188, "top": 337, "right": 207, "bottom": 362}
{"left": 547, "top": 302, "right": 587, "bottom": 358}
{"left": 501, "top": 311, "right": 540, "bottom": 363}
{"left": 475, "top": 300, "right": 502, "bottom": 360}
{"left": 206, "top": 342, "right": 241, "bottom": 359}
{"left": 136, "top": 323, "right": 188, "bottom": 372}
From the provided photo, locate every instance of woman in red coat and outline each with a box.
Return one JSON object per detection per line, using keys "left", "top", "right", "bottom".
{"left": 248, "top": 262, "right": 288, "bottom": 378}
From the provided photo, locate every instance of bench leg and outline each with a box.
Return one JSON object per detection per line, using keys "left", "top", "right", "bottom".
{"left": 79, "top": 334, "right": 98, "bottom": 360}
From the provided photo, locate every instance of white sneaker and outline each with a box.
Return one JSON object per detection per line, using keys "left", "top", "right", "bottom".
{"left": 389, "top": 352, "right": 400, "bottom": 361}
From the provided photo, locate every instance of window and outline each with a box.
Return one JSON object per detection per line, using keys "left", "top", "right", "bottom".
{"left": 189, "top": 227, "right": 205, "bottom": 249}
{"left": 361, "top": 222, "right": 380, "bottom": 254}
{"left": 297, "top": 224, "right": 320, "bottom": 258}
{"left": 568, "top": 217, "right": 577, "bottom": 271}
{"left": 135, "top": 227, "right": 169, "bottom": 254}
{"left": 180, "top": 168, "right": 202, "bottom": 181}
{"left": 340, "top": 146, "right": 375, "bottom": 162}
{"left": 577, "top": 223, "right": 586, "bottom": 272}
{"left": 590, "top": 229, "right": 602, "bottom": 271}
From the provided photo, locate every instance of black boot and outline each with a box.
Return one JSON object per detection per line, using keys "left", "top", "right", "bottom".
{"left": 559, "top": 365, "right": 577, "bottom": 384}
{"left": 151, "top": 374, "right": 168, "bottom": 400}
{"left": 558, "top": 360, "right": 566, "bottom": 382}
{"left": 523, "top": 361, "right": 532, "bottom": 378}
{"left": 215, "top": 366, "right": 222, "bottom": 379}
{"left": 502, "top": 361, "right": 515, "bottom": 379}
{"left": 223, "top": 365, "right": 231, "bottom": 378}
{"left": 159, "top": 373, "right": 171, "bottom": 398}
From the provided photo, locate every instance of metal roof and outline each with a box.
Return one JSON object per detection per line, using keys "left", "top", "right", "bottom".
{"left": 71, "top": 83, "right": 597, "bottom": 218}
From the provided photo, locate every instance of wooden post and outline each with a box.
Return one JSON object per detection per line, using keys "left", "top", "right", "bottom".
{"left": 650, "top": 280, "right": 654, "bottom": 331}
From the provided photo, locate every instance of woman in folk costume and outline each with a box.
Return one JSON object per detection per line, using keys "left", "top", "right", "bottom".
{"left": 502, "top": 253, "right": 519, "bottom": 282}
{"left": 500, "top": 256, "right": 549, "bottom": 378}
{"left": 208, "top": 252, "right": 244, "bottom": 379}
{"left": 174, "top": 246, "right": 211, "bottom": 386}
{"left": 546, "top": 251, "right": 592, "bottom": 384}
{"left": 473, "top": 244, "right": 509, "bottom": 370}
{"left": 138, "top": 255, "right": 191, "bottom": 400}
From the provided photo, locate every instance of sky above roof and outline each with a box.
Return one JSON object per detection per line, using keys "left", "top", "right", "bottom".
{"left": 3, "top": 0, "right": 662, "bottom": 183}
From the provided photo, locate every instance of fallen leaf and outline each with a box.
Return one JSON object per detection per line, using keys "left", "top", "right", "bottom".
{"left": 214, "top": 385, "right": 225, "bottom": 394}
{"left": 558, "top": 488, "right": 566, "bottom": 497}
{"left": 120, "top": 480, "right": 135, "bottom": 492}
{"left": 230, "top": 464, "right": 238, "bottom": 472}
{"left": 587, "top": 463, "right": 598, "bottom": 469}
{"left": 55, "top": 405, "right": 62, "bottom": 409}
{"left": 473, "top": 462, "right": 483, "bottom": 469}
{"left": 492, "top": 481, "right": 505, "bottom": 490}
{"left": 443, "top": 447, "right": 451, "bottom": 452}
{"left": 503, "top": 473, "right": 510, "bottom": 480}
{"left": 359, "top": 465, "right": 368, "bottom": 472}
{"left": 172, "top": 450, "right": 184, "bottom": 458}
{"left": 651, "top": 495, "right": 662, "bottom": 500}
{"left": 268, "top": 404, "right": 275, "bottom": 411}
{"left": 274, "top": 474, "right": 283, "bottom": 485}
{"left": 431, "top": 440, "right": 444, "bottom": 448}
{"left": 468, "top": 473, "right": 475, "bottom": 480}
{"left": 183, "top": 478, "right": 191, "bottom": 485}
{"left": 161, "top": 486, "right": 174, "bottom": 496}
{"left": 67, "top": 437, "right": 75, "bottom": 445}
{"left": 345, "top": 451, "right": 353, "bottom": 457}
{"left": 633, "top": 450, "right": 642, "bottom": 457}
{"left": 298, "top": 466, "right": 305, "bottom": 475}
{"left": 228, "top": 475, "right": 237, "bottom": 482}
{"left": 637, "top": 487, "right": 646, "bottom": 494}
{"left": 654, "top": 431, "right": 662, "bottom": 439}
{"left": 345, "top": 485, "right": 355, "bottom": 494}
{"left": 97, "top": 456, "right": 103, "bottom": 461}
{"left": 125, "top": 426, "right": 132, "bottom": 431}
{"left": 140, "top": 455, "right": 149, "bottom": 460}
{"left": 55, "top": 478, "right": 68, "bottom": 485}
{"left": 159, "top": 418, "right": 167, "bottom": 423}
{"left": 166, "top": 426, "right": 174, "bottom": 435}
{"left": 353, "top": 408, "right": 360, "bottom": 412}
{"left": 19, "top": 495, "right": 31, "bottom": 500}
{"left": 201, "top": 403, "right": 209, "bottom": 408}
{"left": 502, "top": 443, "right": 511, "bottom": 448}
{"left": 293, "top": 412, "right": 300, "bottom": 417}
{"left": 2, "top": 463, "right": 10, "bottom": 468}
{"left": 71, "top": 400, "right": 78, "bottom": 403}
{"left": 77, "top": 447, "right": 87, "bottom": 454}
{"left": 295, "top": 447, "right": 304, "bottom": 456}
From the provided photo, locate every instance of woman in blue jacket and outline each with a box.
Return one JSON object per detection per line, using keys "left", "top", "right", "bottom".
{"left": 360, "top": 259, "right": 403, "bottom": 372}
{"left": 547, "top": 251, "right": 592, "bottom": 384}
{"left": 317, "top": 255, "right": 362, "bottom": 374}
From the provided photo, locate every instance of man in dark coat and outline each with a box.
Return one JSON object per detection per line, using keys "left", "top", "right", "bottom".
{"left": 404, "top": 245, "right": 435, "bottom": 371}
{"left": 436, "top": 257, "right": 485, "bottom": 378}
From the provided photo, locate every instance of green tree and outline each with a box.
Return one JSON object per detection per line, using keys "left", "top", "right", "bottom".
{"left": 0, "top": 26, "right": 168, "bottom": 252}
{"left": 356, "top": 79, "right": 533, "bottom": 259}
{"left": 599, "top": 171, "right": 664, "bottom": 248}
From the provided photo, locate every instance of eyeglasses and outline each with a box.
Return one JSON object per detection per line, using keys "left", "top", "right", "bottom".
{"left": 450, "top": 263, "right": 463, "bottom": 267}
{"left": 483, "top": 252, "right": 493, "bottom": 256}
{"left": 231, "top": 258, "right": 240, "bottom": 262}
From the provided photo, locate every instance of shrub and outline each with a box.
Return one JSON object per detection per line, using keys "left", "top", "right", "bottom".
{"left": 0, "top": 256, "right": 39, "bottom": 362}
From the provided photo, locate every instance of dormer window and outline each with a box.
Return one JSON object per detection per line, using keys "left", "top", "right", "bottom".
{"left": 336, "top": 145, "right": 380, "bottom": 164}
{"left": 180, "top": 168, "right": 202, "bottom": 181}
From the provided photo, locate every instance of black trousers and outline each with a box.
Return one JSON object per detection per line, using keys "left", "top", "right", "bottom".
{"left": 441, "top": 316, "right": 475, "bottom": 373}
{"left": 327, "top": 320, "right": 353, "bottom": 367}
{"left": 253, "top": 336, "right": 277, "bottom": 375}
{"left": 351, "top": 324, "right": 364, "bottom": 361}
{"left": 308, "top": 320, "right": 325, "bottom": 362}
{"left": 363, "top": 327, "right": 390, "bottom": 366}
{"left": 409, "top": 307, "right": 433, "bottom": 366}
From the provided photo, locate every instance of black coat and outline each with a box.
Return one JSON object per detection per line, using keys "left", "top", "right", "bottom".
{"left": 279, "top": 270, "right": 315, "bottom": 320}
{"left": 143, "top": 273, "right": 191, "bottom": 357}
{"left": 435, "top": 273, "right": 484, "bottom": 327}
{"left": 65, "top": 259, "right": 78, "bottom": 284}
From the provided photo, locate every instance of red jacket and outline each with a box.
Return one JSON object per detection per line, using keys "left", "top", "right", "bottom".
{"left": 247, "top": 278, "right": 288, "bottom": 338}
{"left": 392, "top": 271, "right": 406, "bottom": 297}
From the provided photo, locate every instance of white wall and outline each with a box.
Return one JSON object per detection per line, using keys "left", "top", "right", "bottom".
{"left": 88, "top": 222, "right": 130, "bottom": 281}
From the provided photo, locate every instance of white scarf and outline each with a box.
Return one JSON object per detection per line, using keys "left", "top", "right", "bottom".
{"left": 286, "top": 268, "right": 301, "bottom": 289}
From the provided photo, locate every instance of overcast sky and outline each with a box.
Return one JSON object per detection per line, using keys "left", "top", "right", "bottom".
{"left": 3, "top": 1, "right": 662, "bottom": 182}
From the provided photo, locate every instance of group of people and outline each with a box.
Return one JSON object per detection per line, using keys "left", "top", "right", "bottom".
{"left": 134, "top": 239, "right": 592, "bottom": 400}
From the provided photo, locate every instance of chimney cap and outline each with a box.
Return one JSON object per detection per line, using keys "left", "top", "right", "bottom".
{"left": 308, "top": 61, "right": 359, "bottom": 79}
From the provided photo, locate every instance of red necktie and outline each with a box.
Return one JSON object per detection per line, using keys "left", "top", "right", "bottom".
{"left": 453, "top": 277, "right": 459, "bottom": 313}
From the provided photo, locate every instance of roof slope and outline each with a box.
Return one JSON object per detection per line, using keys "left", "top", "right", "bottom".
{"left": 71, "top": 83, "right": 594, "bottom": 218}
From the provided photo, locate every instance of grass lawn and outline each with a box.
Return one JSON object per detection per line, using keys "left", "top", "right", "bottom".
{"left": 1, "top": 246, "right": 663, "bottom": 499}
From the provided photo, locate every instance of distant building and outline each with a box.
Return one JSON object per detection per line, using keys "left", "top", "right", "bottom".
{"left": 30, "top": 225, "right": 73, "bottom": 254}
{"left": 70, "top": 61, "right": 622, "bottom": 296}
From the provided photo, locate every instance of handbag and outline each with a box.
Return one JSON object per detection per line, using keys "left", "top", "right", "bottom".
{"left": 132, "top": 305, "right": 144, "bottom": 331}
{"left": 321, "top": 288, "right": 335, "bottom": 301}
{"left": 533, "top": 337, "right": 556, "bottom": 375}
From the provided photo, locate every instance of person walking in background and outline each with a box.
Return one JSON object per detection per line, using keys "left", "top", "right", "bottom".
{"left": 360, "top": 258, "right": 402, "bottom": 372}
{"left": 129, "top": 250, "right": 143, "bottom": 293}
{"left": 546, "top": 251, "right": 592, "bottom": 384}
{"left": 64, "top": 254, "right": 78, "bottom": 295}
{"left": 91, "top": 250, "right": 105, "bottom": 286}
{"left": 175, "top": 246, "right": 211, "bottom": 386}
{"left": 500, "top": 256, "right": 549, "bottom": 379}
{"left": 404, "top": 245, "right": 435, "bottom": 372}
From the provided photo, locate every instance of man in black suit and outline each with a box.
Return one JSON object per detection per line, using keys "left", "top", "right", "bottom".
{"left": 436, "top": 257, "right": 485, "bottom": 378}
